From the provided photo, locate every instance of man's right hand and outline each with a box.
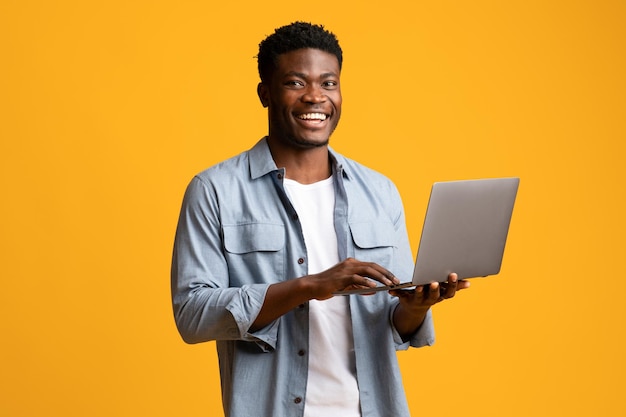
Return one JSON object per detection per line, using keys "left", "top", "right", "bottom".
{"left": 304, "top": 257, "right": 400, "bottom": 300}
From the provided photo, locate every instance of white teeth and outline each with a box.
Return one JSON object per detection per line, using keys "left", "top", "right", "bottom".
{"left": 297, "top": 113, "right": 327, "bottom": 120}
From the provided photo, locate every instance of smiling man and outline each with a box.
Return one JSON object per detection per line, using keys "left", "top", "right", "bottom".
{"left": 259, "top": 47, "right": 341, "bottom": 150}
{"left": 171, "top": 22, "right": 468, "bottom": 417}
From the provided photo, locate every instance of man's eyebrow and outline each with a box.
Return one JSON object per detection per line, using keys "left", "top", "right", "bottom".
{"left": 320, "top": 72, "right": 339, "bottom": 79}
{"left": 282, "top": 71, "right": 306, "bottom": 79}
{"left": 283, "top": 71, "right": 339, "bottom": 79}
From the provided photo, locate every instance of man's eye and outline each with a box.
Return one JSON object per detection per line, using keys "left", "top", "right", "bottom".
{"left": 286, "top": 80, "right": 304, "bottom": 87}
{"left": 323, "top": 81, "right": 338, "bottom": 88}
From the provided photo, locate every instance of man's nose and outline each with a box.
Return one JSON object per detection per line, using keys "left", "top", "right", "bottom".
{"left": 301, "top": 85, "right": 326, "bottom": 104}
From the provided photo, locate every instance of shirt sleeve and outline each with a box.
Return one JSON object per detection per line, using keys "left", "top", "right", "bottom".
{"left": 390, "top": 304, "right": 436, "bottom": 350}
{"left": 171, "top": 176, "right": 279, "bottom": 350}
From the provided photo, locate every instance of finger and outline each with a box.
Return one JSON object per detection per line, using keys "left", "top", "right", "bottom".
{"left": 440, "top": 277, "right": 471, "bottom": 297}
{"left": 348, "top": 274, "right": 378, "bottom": 289}
{"left": 347, "top": 259, "right": 398, "bottom": 285}
{"left": 361, "top": 263, "right": 398, "bottom": 286}
{"left": 389, "top": 288, "right": 416, "bottom": 298}
{"left": 427, "top": 282, "right": 441, "bottom": 303}
{"left": 457, "top": 279, "right": 471, "bottom": 290}
{"left": 443, "top": 273, "right": 458, "bottom": 298}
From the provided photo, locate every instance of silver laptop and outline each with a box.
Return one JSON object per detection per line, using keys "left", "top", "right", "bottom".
{"left": 334, "top": 177, "right": 520, "bottom": 295}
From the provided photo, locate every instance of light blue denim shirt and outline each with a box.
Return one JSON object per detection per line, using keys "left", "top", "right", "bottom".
{"left": 171, "top": 138, "right": 435, "bottom": 417}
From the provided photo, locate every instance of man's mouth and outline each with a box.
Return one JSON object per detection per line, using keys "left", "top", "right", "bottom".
{"left": 296, "top": 112, "right": 328, "bottom": 122}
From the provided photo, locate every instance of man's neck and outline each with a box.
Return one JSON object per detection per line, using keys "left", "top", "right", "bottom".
{"left": 267, "top": 140, "right": 331, "bottom": 184}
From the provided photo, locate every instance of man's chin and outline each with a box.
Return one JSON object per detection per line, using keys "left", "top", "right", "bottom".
{"left": 285, "top": 134, "right": 330, "bottom": 149}
{"left": 294, "top": 138, "right": 330, "bottom": 148}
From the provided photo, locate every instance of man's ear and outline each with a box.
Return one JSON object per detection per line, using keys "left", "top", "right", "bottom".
{"left": 257, "top": 82, "right": 269, "bottom": 108}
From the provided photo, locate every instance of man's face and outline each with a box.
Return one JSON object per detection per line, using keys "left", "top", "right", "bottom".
{"left": 259, "top": 48, "right": 342, "bottom": 149}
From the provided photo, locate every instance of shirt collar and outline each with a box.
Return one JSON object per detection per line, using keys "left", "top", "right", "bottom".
{"left": 249, "top": 137, "right": 279, "bottom": 180}
{"left": 248, "top": 137, "right": 351, "bottom": 181}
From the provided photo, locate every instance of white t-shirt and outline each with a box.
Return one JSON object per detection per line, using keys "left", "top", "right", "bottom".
{"left": 284, "top": 176, "right": 361, "bottom": 417}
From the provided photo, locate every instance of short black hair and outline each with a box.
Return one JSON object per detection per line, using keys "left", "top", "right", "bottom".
{"left": 257, "top": 21, "right": 343, "bottom": 83}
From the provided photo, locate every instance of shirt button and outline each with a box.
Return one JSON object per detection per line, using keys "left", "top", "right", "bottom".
{"left": 298, "top": 303, "right": 306, "bottom": 309}
{"left": 298, "top": 349, "right": 306, "bottom": 356}
{"left": 292, "top": 213, "right": 298, "bottom": 220}
{"left": 297, "top": 258, "right": 304, "bottom": 264}
{"left": 294, "top": 397, "right": 302, "bottom": 404}
{"left": 277, "top": 173, "right": 283, "bottom": 180}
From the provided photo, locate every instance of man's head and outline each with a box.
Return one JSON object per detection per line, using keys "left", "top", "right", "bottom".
{"left": 256, "top": 22, "right": 343, "bottom": 150}
{"left": 257, "top": 22, "right": 343, "bottom": 84}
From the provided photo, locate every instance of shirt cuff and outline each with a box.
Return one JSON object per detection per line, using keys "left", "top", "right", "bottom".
{"left": 390, "top": 304, "right": 436, "bottom": 350}
{"left": 225, "top": 284, "right": 279, "bottom": 351}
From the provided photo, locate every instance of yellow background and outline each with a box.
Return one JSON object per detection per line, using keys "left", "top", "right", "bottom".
{"left": 1, "top": 0, "right": 625, "bottom": 416}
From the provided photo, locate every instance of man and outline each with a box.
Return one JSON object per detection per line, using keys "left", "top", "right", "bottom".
{"left": 171, "top": 21, "right": 469, "bottom": 417}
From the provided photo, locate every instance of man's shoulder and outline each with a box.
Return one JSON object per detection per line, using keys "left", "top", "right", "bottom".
{"left": 331, "top": 149, "right": 397, "bottom": 187}
{"left": 195, "top": 150, "right": 249, "bottom": 182}
{"left": 194, "top": 138, "right": 272, "bottom": 184}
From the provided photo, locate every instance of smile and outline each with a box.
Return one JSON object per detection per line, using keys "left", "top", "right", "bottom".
{"left": 296, "top": 112, "right": 328, "bottom": 121}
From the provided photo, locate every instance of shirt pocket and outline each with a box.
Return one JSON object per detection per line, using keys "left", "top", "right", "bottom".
{"left": 223, "top": 223, "right": 285, "bottom": 285}
{"left": 349, "top": 221, "right": 396, "bottom": 268}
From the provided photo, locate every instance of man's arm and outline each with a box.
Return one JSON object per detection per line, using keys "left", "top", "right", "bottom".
{"left": 171, "top": 177, "right": 269, "bottom": 345}
{"left": 250, "top": 258, "right": 399, "bottom": 331}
